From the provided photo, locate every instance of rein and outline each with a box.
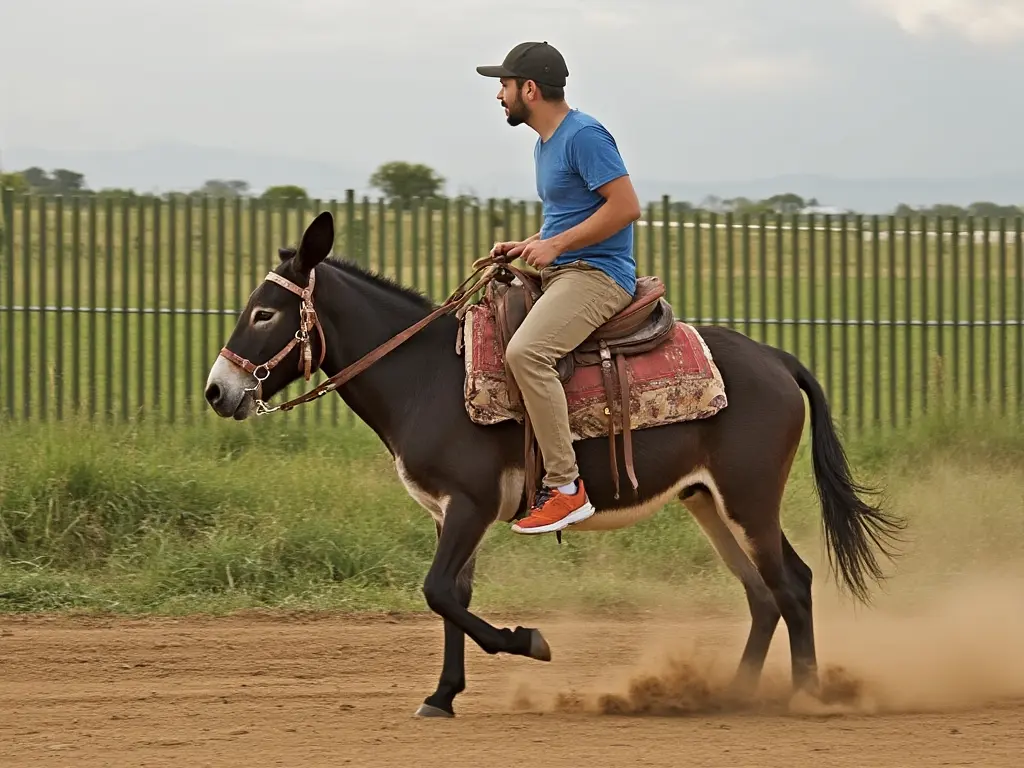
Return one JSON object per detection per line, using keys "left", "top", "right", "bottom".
{"left": 219, "top": 253, "right": 527, "bottom": 415}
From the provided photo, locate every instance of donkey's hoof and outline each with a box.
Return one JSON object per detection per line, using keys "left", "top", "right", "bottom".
{"left": 528, "top": 629, "right": 552, "bottom": 662}
{"left": 414, "top": 703, "right": 454, "bottom": 718}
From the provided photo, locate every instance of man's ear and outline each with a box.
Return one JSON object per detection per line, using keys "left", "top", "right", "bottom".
{"left": 296, "top": 211, "right": 334, "bottom": 273}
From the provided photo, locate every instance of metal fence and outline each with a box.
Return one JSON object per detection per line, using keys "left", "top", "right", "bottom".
{"left": 1, "top": 188, "right": 1022, "bottom": 436}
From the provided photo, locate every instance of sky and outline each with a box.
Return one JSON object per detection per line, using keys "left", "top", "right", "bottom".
{"left": 2, "top": 0, "right": 1023, "bottom": 201}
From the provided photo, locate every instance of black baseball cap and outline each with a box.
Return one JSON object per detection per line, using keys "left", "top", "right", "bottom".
{"left": 476, "top": 41, "right": 568, "bottom": 87}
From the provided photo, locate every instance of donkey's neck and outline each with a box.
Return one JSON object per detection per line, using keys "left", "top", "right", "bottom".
{"left": 315, "top": 262, "right": 463, "bottom": 455}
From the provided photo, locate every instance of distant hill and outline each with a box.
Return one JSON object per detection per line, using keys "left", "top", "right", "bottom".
{"left": 5, "top": 143, "right": 1024, "bottom": 214}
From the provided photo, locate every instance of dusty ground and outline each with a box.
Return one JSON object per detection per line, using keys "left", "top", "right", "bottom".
{"left": 2, "top": 577, "right": 1024, "bottom": 768}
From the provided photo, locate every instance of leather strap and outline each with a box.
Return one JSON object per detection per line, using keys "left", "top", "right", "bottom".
{"left": 599, "top": 343, "right": 621, "bottom": 500}
{"left": 523, "top": 410, "right": 539, "bottom": 512}
{"left": 616, "top": 353, "right": 639, "bottom": 495}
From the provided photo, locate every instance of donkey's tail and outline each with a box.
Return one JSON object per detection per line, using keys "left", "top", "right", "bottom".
{"left": 772, "top": 347, "right": 906, "bottom": 604}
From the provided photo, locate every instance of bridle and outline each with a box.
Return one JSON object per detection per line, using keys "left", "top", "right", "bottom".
{"left": 218, "top": 269, "right": 327, "bottom": 413}
{"left": 217, "top": 252, "right": 523, "bottom": 416}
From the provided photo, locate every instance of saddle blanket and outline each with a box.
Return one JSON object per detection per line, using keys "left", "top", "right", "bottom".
{"left": 460, "top": 302, "right": 728, "bottom": 440}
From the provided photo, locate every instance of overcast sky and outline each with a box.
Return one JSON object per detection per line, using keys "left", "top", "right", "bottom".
{"left": 2, "top": 0, "right": 1023, "bottom": 196}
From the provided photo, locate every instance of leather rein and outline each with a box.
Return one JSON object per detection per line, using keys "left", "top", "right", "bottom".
{"left": 218, "top": 253, "right": 524, "bottom": 415}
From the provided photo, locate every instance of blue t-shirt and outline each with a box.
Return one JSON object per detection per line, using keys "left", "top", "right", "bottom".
{"left": 535, "top": 109, "right": 636, "bottom": 296}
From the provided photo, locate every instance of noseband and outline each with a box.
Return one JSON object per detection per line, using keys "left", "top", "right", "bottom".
{"left": 219, "top": 268, "right": 327, "bottom": 410}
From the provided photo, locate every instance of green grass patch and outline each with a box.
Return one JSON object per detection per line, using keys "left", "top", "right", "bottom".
{"left": 1, "top": 411, "right": 1023, "bottom": 617}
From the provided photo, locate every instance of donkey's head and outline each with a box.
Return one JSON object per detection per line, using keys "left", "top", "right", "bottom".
{"left": 205, "top": 211, "right": 335, "bottom": 420}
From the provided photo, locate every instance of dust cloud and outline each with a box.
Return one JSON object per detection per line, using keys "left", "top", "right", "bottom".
{"left": 507, "top": 572, "right": 1024, "bottom": 718}
{"left": 506, "top": 457, "right": 1024, "bottom": 718}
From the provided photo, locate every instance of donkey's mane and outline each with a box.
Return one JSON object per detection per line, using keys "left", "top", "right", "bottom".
{"left": 319, "top": 255, "right": 437, "bottom": 311}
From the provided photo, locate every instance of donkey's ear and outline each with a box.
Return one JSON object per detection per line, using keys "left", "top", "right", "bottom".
{"left": 296, "top": 211, "right": 334, "bottom": 273}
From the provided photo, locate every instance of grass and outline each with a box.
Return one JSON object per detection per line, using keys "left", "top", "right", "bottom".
{"left": 1, "top": 409, "right": 1022, "bottom": 617}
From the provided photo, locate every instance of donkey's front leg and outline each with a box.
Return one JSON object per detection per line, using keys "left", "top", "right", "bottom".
{"left": 417, "top": 523, "right": 478, "bottom": 719}
{"left": 420, "top": 494, "right": 550, "bottom": 665}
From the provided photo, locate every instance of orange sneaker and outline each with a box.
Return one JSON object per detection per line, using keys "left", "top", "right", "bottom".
{"left": 511, "top": 479, "right": 595, "bottom": 535}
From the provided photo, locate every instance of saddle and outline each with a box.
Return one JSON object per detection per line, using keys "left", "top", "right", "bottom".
{"left": 483, "top": 266, "right": 677, "bottom": 506}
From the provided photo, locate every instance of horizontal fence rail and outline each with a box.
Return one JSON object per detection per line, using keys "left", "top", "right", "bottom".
{"left": 636, "top": 219, "right": 1009, "bottom": 239}
{"left": 1, "top": 188, "right": 1022, "bottom": 436}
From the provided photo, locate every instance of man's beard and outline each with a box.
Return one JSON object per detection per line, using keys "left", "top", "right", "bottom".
{"left": 502, "top": 98, "right": 530, "bottom": 127}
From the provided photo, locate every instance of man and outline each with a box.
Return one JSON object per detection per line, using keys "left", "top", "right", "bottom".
{"left": 476, "top": 41, "right": 642, "bottom": 535}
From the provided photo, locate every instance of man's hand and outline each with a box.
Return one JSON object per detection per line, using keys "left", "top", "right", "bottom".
{"left": 519, "top": 238, "right": 562, "bottom": 269}
{"left": 489, "top": 240, "right": 522, "bottom": 259}
{"left": 490, "top": 231, "right": 541, "bottom": 261}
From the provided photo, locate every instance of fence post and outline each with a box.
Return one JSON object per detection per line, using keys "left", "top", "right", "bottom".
{"left": 2, "top": 187, "right": 14, "bottom": 419}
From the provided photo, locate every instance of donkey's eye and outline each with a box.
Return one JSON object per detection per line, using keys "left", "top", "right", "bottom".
{"left": 253, "top": 309, "right": 276, "bottom": 324}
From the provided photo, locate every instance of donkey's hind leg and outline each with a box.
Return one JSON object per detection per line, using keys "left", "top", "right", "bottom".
{"left": 679, "top": 479, "right": 780, "bottom": 699}
{"left": 706, "top": 473, "right": 820, "bottom": 697}
{"left": 779, "top": 531, "right": 817, "bottom": 689}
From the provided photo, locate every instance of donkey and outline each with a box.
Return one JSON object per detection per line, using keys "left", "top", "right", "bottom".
{"left": 204, "top": 211, "right": 905, "bottom": 718}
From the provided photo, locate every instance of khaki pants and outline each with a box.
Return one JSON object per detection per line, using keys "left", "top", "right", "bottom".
{"left": 505, "top": 261, "right": 633, "bottom": 488}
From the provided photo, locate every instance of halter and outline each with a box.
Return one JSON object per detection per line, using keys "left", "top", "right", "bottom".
{"left": 218, "top": 268, "right": 327, "bottom": 411}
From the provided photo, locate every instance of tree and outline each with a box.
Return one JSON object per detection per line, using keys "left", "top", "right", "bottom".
{"left": 369, "top": 161, "right": 445, "bottom": 205}
{"left": 96, "top": 188, "right": 138, "bottom": 199}
{"left": 763, "top": 193, "right": 805, "bottom": 214}
{"left": 6, "top": 167, "right": 89, "bottom": 194}
{"left": 261, "top": 185, "right": 308, "bottom": 202}
{"left": 698, "top": 194, "right": 724, "bottom": 212}
{"left": 21, "top": 167, "right": 51, "bottom": 191}
{"left": 967, "top": 201, "right": 1021, "bottom": 218}
{"left": 0, "top": 172, "right": 28, "bottom": 193}
{"left": 724, "top": 197, "right": 774, "bottom": 215}
{"left": 929, "top": 204, "right": 967, "bottom": 218}
{"left": 198, "top": 179, "right": 249, "bottom": 197}
{"left": 51, "top": 169, "right": 86, "bottom": 194}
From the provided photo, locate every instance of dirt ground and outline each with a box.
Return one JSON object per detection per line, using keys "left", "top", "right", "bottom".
{"left": 2, "top": 578, "right": 1024, "bottom": 768}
